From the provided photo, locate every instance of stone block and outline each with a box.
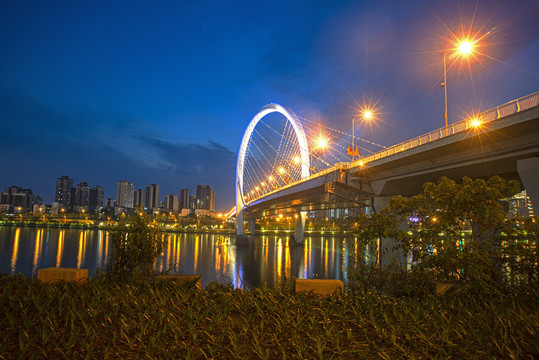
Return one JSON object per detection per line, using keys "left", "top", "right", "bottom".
{"left": 295, "top": 279, "right": 343, "bottom": 297}
{"left": 156, "top": 274, "right": 202, "bottom": 290}
{"left": 433, "top": 280, "right": 470, "bottom": 296}
{"left": 37, "top": 267, "right": 88, "bottom": 283}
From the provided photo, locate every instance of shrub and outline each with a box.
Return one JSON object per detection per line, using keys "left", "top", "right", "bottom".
{"left": 351, "top": 176, "right": 539, "bottom": 295}
{"left": 104, "top": 213, "right": 164, "bottom": 282}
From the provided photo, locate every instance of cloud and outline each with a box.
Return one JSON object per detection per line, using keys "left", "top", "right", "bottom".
{"left": 0, "top": 90, "right": 237, "bottom": 210}
{"left": 134, "top": 135, "right": 236, "bottom": 210}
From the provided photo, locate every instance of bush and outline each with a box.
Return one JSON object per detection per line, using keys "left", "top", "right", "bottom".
{"left": 351, "top": 176, "right": 539, "bottom": 295}
{"left": 347, "top": 261, "right": 433, "bottom": 297}
{"left": 104, "top": 213, "right": 164, "bottom": 282}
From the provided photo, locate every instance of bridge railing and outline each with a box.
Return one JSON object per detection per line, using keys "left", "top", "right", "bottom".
{"left": 346, "top": 90, "right": 539, "bottom": 169}
{"left": 246, "top": 165, "right": 342, "bottom": 205}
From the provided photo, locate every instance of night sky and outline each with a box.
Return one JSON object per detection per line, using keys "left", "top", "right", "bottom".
{"left": 1, "top": 0, "right": 538, "bottom": 211}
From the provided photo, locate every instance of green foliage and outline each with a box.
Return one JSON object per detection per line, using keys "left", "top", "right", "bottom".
{"left": 105, "top": 213, "right": 164, "bottom": 282}
{"left": 1, "top": 274, "right": 538, "bottom": 359}
{"left": 347, "top": 262, "right": 434, "bottom": 298}
{"left": 352, "top": 176, "right": 538, "bottom": 294}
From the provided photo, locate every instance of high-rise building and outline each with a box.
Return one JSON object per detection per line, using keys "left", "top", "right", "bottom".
{"left": 0, "top": 186, "right": 34, "bottom": 211}
{"left": 55, "top": 175, "right": 73, "bottom": 207}
{"left": 89, "top": 185, "right": 104, "bottom": 212}
{"left": 165, "top": 195, "right": 179, "bottom": 212}
{"left": 145, "top": 184, "right": 160, "bottom": 212}
{"left": 196, "top": 184, "right": 215, "bottom": 211}
{"left": 508, "top": 190, "right": 534, "bottom": 217}
{"left": 179, "top": 188, "right": 190, "bottom": 210}
{"left": 134, "top": 189, "right": 145, "bottom": 209}
{"left": 105, "top": 198, "right": 115, "bottom": 209}
{"left": 73, "top": 182, "right": 90, "bottom": 207}
{"left": 116, "top": 180, "right": 134, "bottom": 209}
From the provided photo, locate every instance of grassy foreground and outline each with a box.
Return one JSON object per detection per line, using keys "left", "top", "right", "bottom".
{"left": 1, "top": 275, "right": 537, "bottom": 359}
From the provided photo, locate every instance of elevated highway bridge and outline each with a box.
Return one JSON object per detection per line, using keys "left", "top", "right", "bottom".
{"left": 235, "top": 92, "right": 539, "bottom": 244}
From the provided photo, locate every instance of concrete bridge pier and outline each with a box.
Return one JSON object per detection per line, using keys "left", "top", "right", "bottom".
{"left": 517, "top": 157, "right": 539, "bottom": 208}
{"left": 248, "top": 219, "right": 256, "bottom": 236}
{"left": 292, "top": 211, "right": 306, "bottom": 245}
{"left": 373, "top": 196, "right": 407, "bottom": 268}
{"left": 235, "top": 209, "right": 251, "bottom": 245}
{"left": 236, "top": 208, "right": 245, "bottom": 235}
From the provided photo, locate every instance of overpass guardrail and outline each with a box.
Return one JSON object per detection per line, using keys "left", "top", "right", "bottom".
{"left": 346, "top": 90, "right": 539, "bottom": 169}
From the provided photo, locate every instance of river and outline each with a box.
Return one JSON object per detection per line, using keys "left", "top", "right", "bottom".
{"left": 0, "top": 226, "right": 365, "bottom": 289}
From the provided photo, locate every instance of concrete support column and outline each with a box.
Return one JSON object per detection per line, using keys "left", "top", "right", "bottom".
{"left": 248, "top": 219, "right": 256, "bottom": 235}
{"left": 235, "top": 209, "right": 250, "bottom": 245}
{"left": 517, "top": 157, "right": 539, "bottom": 209}
{"left": 372, "top": 196, "right": 391, "bottom": 214}
{"left": 293, "top": 211, "right": 306, "bottom": 245}
{"left": 236, "top": 209, "right": 245, "bottom": 235}
{"left": 372, "top": 196, "right": 407, "bottom": 268}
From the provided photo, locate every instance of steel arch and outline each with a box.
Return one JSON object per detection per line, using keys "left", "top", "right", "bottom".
{"left": 236, "top": 104, "right": 310, "bottom": 233}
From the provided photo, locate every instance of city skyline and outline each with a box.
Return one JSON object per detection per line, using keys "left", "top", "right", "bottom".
{"left": 0, "top": 175, "right": 218, "bottom": 213}
{"left": 1, "top": 0, "right": 538, "bottom": 211}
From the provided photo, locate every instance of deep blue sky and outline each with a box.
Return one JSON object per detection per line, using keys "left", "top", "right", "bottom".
{"left": 1, "top": 0, "right": 538, "bottom": 211}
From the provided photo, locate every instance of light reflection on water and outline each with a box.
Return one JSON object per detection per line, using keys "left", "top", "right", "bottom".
{"left": 0, "top": 227, "right": 362, "bottom": 289}
{"left": 56, "top": 230, "right": 64, "bottom": 267}
{"left": 10, "top": 228, "right": 20, "bottom": 274}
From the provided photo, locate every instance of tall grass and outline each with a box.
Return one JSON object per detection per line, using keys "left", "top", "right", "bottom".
{"left": 1, "top": 273, "right": 537, "bottom": 359}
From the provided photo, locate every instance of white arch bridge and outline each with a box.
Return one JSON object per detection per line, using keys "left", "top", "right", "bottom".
{"left": 235, "top": 92, "right": 539, "bottom": 245}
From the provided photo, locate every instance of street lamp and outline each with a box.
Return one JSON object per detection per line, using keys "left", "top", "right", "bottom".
{"left": 442, "top": 39, "right": 475, "bottom": 133}
{"left": 351, "top": 109, "right": 373, "bottom": 162}
{"left": 310, "top": 134, "right": 328, "bottom": 174}
{"left": 315, "top": 135, "right": 328, "bottom": 150}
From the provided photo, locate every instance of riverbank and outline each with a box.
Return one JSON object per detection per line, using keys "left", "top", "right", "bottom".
{"left": 1, "top": 274, "right": 537, "bottom": 359}
{"left": 0, "top": 220, "right": 236, "bottom": 235}
{"left": 0, "top": 220, "right": 354, "bottom": 237}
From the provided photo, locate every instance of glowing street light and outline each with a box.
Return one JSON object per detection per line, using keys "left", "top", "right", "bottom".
{"left": 293, "top": 156, "right": 301, "bottom": 164}
{"left": 363, "top": 110, "right": 373, "bottom": 120}
{"left": 459, "top": 41, "right": 473, "bottom": 54}
{"left": 315, "top": 136, "right": 328, "bottom": 150}
{"left": 279, "top": 167, "right": 285, "bottom": 174}
{"left": 351, "top": 108, "right": 375, "bottom": 162}
{"left": 442, "top": 38, "right": 476, "bottom": 133}
{"left": 309, "top": 134, "right": 329, "bottom": 174}
{"left": 470, "top": 117, "right": 482, "bottom": 128}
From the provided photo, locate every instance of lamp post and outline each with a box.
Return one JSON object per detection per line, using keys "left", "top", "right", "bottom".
{"left": 442, "top": 52, "right": 448, "bottom": 132}
{"left": 311, "top": 134, "right": 328, "bottom": 173}
{"left": 442, "top": 40, "right": 474, "bottom": 134}
{"left": 351, "top": 110, "right": 373, "bottom": 162}
{"left": 352, "top": 117, "right": 356, "bottom": 162}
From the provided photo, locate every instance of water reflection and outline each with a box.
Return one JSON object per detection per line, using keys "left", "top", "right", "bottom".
{"left": 1, "top": 227, "right": 365, "bottom": 289}
{"left": 10, "top": 228, "right": 20, "bottom": 274}
{"left": 56, "top": 230, "right": 65, "bottom": 267}
{"left": 97, "top": 230, "right": 103, "bottom": 268}
{"left": 104, "top": 231, "right": 109, "bottom": 267}
{"left": 77, "top": 230, "right": 87, "bottom": 269}
{"left": 194, "top": 235, "right": 199, "bottom": 274}
{"left": 31, "top": 229, "right": 44, "bottom": 276}
{"left": 153, "top": 233, "right": 358, "bottom": 288}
